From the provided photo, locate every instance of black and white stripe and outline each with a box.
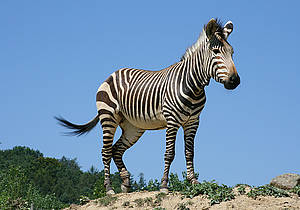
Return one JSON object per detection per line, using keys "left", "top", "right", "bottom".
{"left": 56, "top": 18, "right": 240, "bottom": 194}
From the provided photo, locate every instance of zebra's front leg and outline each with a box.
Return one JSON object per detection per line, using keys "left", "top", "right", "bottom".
{"left": 161, "top": 124, "right": 180, "bottom": 193}
{"left": 183, "top": 118, "right": 200, "bottom": 185}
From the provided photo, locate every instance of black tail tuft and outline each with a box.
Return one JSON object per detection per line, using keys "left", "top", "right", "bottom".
{"left": 55, "top": 114, "right": 100, "bottom": 136}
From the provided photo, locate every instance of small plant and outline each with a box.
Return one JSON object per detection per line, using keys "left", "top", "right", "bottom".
{"left": 177, "top": 202, "right": 190, "bottom": 210}
{"left": 185, "top": 200, "right": 194, "bottom": 206}
{"left": 153, "top": 207, "right": 166, "bottom": 210}
{"left": 247, "top": 185, "right": 289, "bottom": 199}
{"left": 155, "top": 192, "right": 167, "bottom": 202}
{"left": 79, "top": 195, "right": 90, "bottom": 205}
{"left": 144, "top": 197, "right": 154, "bottom": 206}
{"left": 134, "top": 198, "right": 144, "bottom": 207}
{"left": 290, "top": 186, "right": 300, "bottom": 196}
{"left": 236, "top": 184, "right": 247, "bottom": 195}
{"left": 97, "top": 195, "right": 117, "bottom": 206}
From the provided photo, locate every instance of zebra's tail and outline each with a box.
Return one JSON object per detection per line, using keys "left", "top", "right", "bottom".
{"left": 55, "top": 114, "right": 100, "bottom": 136}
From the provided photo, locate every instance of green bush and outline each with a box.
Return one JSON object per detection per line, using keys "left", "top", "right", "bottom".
{"left": 145, "top": 179, "right": 160, "bottom": 191}
{"left": 168, "top": 172, "right": 192, "bottom": 192}
{"left": 247, "top": 185, "right": 290, "bottom": 199}
{"left": 0, "top": 166, "right": 66, "bottom": 209}
{"left": 290, "top": 185, "right": 300, "bottom": 196}
{"left": 184, "top": 181, "right": 235, "bottom": 205}
{"left": 93, "top": 175, "right": 106, "bottom": 198}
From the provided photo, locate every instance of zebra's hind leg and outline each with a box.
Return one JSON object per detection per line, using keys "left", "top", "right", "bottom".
{"left": 100, "top": 115, "right": 119, "bottom": 195}
{"left": 183, "top": 118, "right": 200, "bottom": 185}
{"left": 160, "top": 122, "right": 180, "bottom": 193}
{"left": 112, "top": 120, "right": 145, "bottom": 193}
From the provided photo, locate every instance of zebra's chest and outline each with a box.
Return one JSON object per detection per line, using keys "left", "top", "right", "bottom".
{"left": 171, "top": 104, "right": 203, "bottom": 124}
{"left": 163, "top": 94, "right": 206, "bottom": 124}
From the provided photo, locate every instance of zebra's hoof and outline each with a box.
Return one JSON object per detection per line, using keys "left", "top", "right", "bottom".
{"left": 121, "top": 184, "right": 130, "bottom": 193}
{"left": 192, "top": 179, "right": 200, "bottom": 185}
{"left": 159, "top": 188, "right": 169, "bottom": 194}
{"left": 106, "top": 189, "right": 115, "bottom": 195}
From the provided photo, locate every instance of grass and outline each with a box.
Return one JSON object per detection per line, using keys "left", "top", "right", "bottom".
{"left": 97, "top": 195, "right": 117, "bottom": 206}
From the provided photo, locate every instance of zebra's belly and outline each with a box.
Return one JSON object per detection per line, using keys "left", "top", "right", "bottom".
{"left": 122, "top": 114, "right": 167, "bottom": 130}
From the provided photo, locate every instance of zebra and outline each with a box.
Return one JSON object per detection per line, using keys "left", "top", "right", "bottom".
{"left": 56, "top": 18, "right": 240, "bottom": 194}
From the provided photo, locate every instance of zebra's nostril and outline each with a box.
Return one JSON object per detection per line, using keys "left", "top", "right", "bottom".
{"left": 229, "top": 75, "right": 236, "bottom": 82}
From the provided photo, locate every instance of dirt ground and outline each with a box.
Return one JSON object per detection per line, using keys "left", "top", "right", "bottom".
{"left": 65, "top": 188, "right": 300, "bottom": 210}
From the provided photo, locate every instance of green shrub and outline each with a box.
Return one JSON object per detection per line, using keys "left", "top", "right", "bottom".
{"left": 93, "top": 175, "right": 106, "bottom": 198}
{"left": 235, "top": 184, "right": 249, "bottom": 195}
{"left": 0, "top": 166, "right": 65, "bottom": 210}
{"left": 145, "top": 179, "right": 160, "bottom": 191}
{"left": 247, "top": 185, "right": 289, "bottom": 199}
{"left": 290, "top": 186, "right": 300, "bottom": 196}
{"left": 168, "top": 172, "right": 192, "bottom": 192}
{"left": 184, "top": 181, "right": 235, "bottom": 205}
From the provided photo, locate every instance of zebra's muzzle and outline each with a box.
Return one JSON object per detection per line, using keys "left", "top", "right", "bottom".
{"left": 224, "top": 73, "right": 240, "bottom": 90}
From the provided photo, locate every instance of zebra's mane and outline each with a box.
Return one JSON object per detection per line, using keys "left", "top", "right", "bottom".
{"left": 181, "top": 19, "right": 223, "bottom": 61}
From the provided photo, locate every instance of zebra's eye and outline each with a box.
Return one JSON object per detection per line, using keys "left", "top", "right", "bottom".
{"left": 212, "top": 49, "right": 220, "bottom": 54}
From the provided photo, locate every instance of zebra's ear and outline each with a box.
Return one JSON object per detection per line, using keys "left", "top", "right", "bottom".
{"left": 206, "top": 18, "right": 218, "bottom": 40}
{"left": 223, "top": 21, "right": 233, "bottom": 39}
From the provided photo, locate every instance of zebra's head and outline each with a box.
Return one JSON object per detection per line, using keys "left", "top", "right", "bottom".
{"left": 205, "top": 19, "right": 240, "bottom": 90}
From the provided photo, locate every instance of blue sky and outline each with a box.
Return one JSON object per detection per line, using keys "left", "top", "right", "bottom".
{"left": 1, "top": 1, "right": 299, "bottom": 186}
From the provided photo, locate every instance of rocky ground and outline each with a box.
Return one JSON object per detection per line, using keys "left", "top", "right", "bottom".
{"left": 65, "top": 173, "right": 300, "bottom": 210}
{"left": 65, "top": 188, "right": 300, "bottom": 210}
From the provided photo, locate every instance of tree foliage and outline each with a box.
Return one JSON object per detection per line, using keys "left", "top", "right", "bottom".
{"left": 0, "top": 165, "right": 65, "bottom": 209}
{"left": 0, "top": 147, "right": 92, "bottom": 204}
{"left": 0, "top": 146, "right": 143, "bottom": 206}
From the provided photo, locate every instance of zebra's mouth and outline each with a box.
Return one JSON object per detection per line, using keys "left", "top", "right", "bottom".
{"left": 223, "top": 73, "right": 240, "bottom": 90}
{"left": 224, "top": 83, "right": 238, "bottom": 90}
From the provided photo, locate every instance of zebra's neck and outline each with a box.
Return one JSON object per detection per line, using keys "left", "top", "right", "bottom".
{"left": 180, "top": 29, "right": 211, "bottom": 91}
{"left": 179, "top": 45, "right": 210, "bottom": 98}
{"left": 178, "top": 53, "right": 209, "bottom": 99}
